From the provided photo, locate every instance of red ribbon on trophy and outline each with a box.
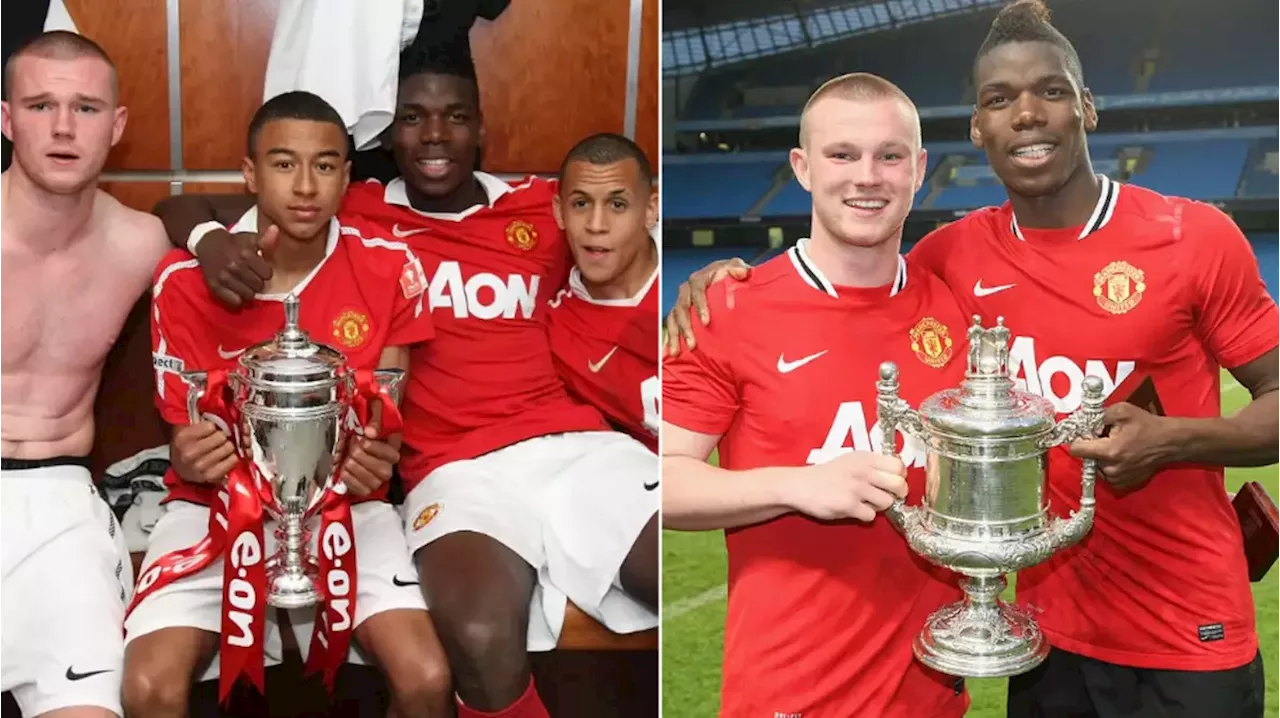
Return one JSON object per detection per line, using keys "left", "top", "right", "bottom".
{"left": 303, "top": 368, "right": 403, "bottom": 691}
{"left": 126, "top": 367, "right": 404, "bottom": 702}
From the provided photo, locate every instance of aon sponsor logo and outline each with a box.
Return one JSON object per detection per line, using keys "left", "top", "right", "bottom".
{"left": 429, "top": 261, "right": 540, "bottom": 320}
{"left": 1007, "top": 336, "right": 1134, "bottom": 413}
{"left": 806, "top": 401, "right": 927, "bottom": 468}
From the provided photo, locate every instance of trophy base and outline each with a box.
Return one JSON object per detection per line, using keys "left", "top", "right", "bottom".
{"left": 914, "top": 576, "right": 1047, "bottom": 679}
{"left": 265, "top": 559, "right": 322, "bottom": 609}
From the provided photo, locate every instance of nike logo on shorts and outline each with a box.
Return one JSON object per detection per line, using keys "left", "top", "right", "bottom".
{"left": 392, "top": 574, "right": 419, "bottom": 587}
{"left": 66, "top": 667, "right": 112, "bottom": 681}
{"left": 643, "top": 481, "right": 659, "bottom": 491}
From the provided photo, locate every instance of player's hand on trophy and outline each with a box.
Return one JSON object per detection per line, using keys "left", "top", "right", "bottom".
{"left": 170, "top": 420, "right": 239, "bottom": 484}
{"left": 195, "top": 224, "right": 279, "bottom": 308}
{"left": 1068, "top": 402, "right": 1168, "bottom": 491}
{"left": 663, "top": 257, "right": 752, "bottom": 357}
{"left": 341, "top": 424, "right": 401, "bottom": 497}
{"left": 789, "top": 451, "right": 909, "bottom": 522}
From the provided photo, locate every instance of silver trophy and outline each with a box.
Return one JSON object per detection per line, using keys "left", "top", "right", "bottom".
{"left": 182, "top": 294, "right": 404, "bottom": 609}
{"left": 875, "top": 315, "right": 1105, "bottom": 678}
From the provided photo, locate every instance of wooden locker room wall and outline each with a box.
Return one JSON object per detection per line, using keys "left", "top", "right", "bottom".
{"left": 67, "top": 0, "right": 659, "bottom": 214}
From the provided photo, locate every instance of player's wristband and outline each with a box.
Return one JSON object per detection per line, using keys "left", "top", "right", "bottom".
{"left": 187, "top": 221, "right": 227, "bottom": 256}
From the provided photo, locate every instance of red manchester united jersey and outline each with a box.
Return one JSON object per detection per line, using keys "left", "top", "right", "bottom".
{"left": 546, "top": 261, "right": 659, "bottom": 452}
{"left": 663, "top": 240, "right": 970, "bottom": 718}
{"left": 910, "top": 176, "right": 1280, "bottom": 670}
{"left": 151, "top": 208, "right": 436, "bottom": 506}
{"left": 340, "top": 174, "right": 607, "bottom": 488}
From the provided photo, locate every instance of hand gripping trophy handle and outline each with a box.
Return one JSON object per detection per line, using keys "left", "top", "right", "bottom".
{"left": 875, "top": 362, "right": 922, "bottom": 533}
{"left": 1039, "top": 375, "right": 1107, "bottom": 551}
{"left": 182, "top": 371, "right": 209, "bottom": 425}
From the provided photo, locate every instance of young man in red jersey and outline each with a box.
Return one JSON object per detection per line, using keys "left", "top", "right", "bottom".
{"left": 151, "top": 52, "right": 659, "bottom": 718}
{"left": 125, "top": 92, "right": 452, "bottom": 718}
{"left": 547, "top": 133, "right": 660, "bottom": 453}
{"left": 663, "top": 72, "right": 971, "bottom": 718}
{"left": 670, "top": 3, "right": 1278, "bottom": 715}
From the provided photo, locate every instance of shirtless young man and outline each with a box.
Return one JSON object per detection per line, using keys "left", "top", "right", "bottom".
{"left": 0, "top": 31, "right": 171, "bottom": 718}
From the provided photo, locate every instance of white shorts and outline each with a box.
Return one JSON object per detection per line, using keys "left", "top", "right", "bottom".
{"left": 1, "top": 463, "right": 134, "bottom": 717}
{"left": 125, "top": 499, "right": 426, "bottom": 680}
{"left": 403, "top": 431, "right": 659, "bottom": 651}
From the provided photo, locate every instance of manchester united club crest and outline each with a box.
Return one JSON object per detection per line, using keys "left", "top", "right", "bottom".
{"left": 332, "top": 309, "right": 370, "bottom": 349}
{"left": 506, "top": 220, "right": 538, "bottom": 251}
{"left": 909, "top": 317, "right": 954, "bottom": 368}
{"left": 1092, "top": 260, "right": 1146, "bottom": 315}
{"left": 413, "top": 502, "right": 440, "bottom": 531}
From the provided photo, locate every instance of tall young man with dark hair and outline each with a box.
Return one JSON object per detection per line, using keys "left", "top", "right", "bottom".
{"left": 669, "top": 2, "right": 1278, "bottom": 716}
{"left": 547, "top": 132, "right": 660, "bottom": 452}
{"left": 153, "top": 52, "right": 659, "bottom": 718}
{"left": 126, "top": 91, "right": 452, "bottom": 718}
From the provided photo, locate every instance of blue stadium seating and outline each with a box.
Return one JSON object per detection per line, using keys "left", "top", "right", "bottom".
{"left": 679, "top": 0, "right": 1276, "bottom": 122}
{"left": 1240, "top": 139, "right": 1278, "bottom": 199}
{"left": 664, "top": 130, "right": 1273, "bottom": 218}
{"left": 662, "top": 161, "right": 781, "bottom": 219}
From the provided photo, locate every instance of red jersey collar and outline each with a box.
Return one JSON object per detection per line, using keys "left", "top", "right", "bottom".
{"left": 786, "top": 237, "right": 907, "bottom": 299}
{"left": 1010, "top": 174, "right": 1120, "bottom": 242}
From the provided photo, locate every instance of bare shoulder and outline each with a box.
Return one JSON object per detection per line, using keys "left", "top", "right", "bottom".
{"left": 96, "top": 190, "right": 170, "bottom": 260}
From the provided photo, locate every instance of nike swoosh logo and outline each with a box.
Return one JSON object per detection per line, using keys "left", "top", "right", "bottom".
{"left": 66, "top": 667, "right": 112, "bottom": 681}
{"left": 643, "top": 481, "right": 659, "bottom": 491}
{"left": 392, "top": 224, "right": 432, "bottom": 238}
{"left": 588, "top": 346, "right": 618, "bottom": 373}
{"left": 973, "top": 280, "right": 1017, "bottom": 297}
{"left": 777, "top": 350, "right": 828, "bottom": 374}
{"left": 217, "top": 345, "right": 246, "bottom": 360}
{"left": 392, "top": 575, "right": 419, "bottom": 587}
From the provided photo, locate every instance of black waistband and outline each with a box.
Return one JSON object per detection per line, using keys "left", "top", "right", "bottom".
{"left": 1, "top": 456, "right": 92, "bottom": 471}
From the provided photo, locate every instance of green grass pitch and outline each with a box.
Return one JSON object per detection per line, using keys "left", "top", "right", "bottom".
{"left": 661, "top": 371, "right": 1278, "bottom": 716}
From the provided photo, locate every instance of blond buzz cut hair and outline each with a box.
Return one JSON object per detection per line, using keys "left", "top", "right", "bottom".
{"left": 3, "top": 30, "right": 118, "bottom": 103}
{"left": 798, "top": 72, "right": 922, "bottom": 150}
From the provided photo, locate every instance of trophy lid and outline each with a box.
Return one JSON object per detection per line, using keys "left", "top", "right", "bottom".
{"left": 919, "top": 315, "right": 1057, "bottom": 439}
{"left": 238, "top": 294, "right": 346, "bottom": 385}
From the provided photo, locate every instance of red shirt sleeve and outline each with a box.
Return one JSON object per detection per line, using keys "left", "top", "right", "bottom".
{"left": 1185, "top": 201, "right": 1280, "bottom": 368}
{"left": 660, "top": 285, "right": 741, "bottom": 436}
{"left": 385, "top": 248, "right": 436, "bottom": 348}
{"left": 150, "top": 259, "right": 208, "bottom": 426}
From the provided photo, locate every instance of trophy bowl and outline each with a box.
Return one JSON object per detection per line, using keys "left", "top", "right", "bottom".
{"left": 180, "top": 295, "right": 404, "bottom": 610}
{"left": 876, "top": 315, "right": 1105, "bottom": 678}
{"left": 232, "top": 296, "right": 349, "bottom": 609}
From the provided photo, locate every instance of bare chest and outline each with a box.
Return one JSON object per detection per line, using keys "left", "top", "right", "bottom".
{"left": 1, "top": 242, "right": 139, "bottom": 374}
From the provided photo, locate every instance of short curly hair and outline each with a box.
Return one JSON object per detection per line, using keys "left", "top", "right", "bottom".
{"left": 974, "top": 0, "right": 1084, "bottom": 88}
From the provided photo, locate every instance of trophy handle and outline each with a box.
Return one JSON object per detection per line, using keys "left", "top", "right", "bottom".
{"left": 180, "top": 371, "right": 209, "bottom": 425}
{"left": 876, "top": 362, "right": 923, "bottom": 531}
{"left": 352, "top": 369, "right": 405, "bottom": 439}
{"left": 1043, "top": 375, "right": 1107, "bottom": 550}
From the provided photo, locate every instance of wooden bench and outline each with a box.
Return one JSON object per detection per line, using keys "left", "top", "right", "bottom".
{"left": 95, "top": 297, "right": 658, "bottom": 717}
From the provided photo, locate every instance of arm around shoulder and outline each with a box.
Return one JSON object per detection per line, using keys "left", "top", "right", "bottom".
{"left": 152, "top": 193, "right": 256, "bottom": 251}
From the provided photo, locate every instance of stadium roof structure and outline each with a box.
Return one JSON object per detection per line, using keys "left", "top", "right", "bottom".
{"left": 663, "top": 0, "right": 1006, "bottom": 77}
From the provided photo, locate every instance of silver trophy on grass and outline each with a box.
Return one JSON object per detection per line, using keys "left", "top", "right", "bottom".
{"left": 182, "top": 294, "right": 404, "bottom": 608}
{"left": 875, "top": 315, "right": 1105, "bottom": 678}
